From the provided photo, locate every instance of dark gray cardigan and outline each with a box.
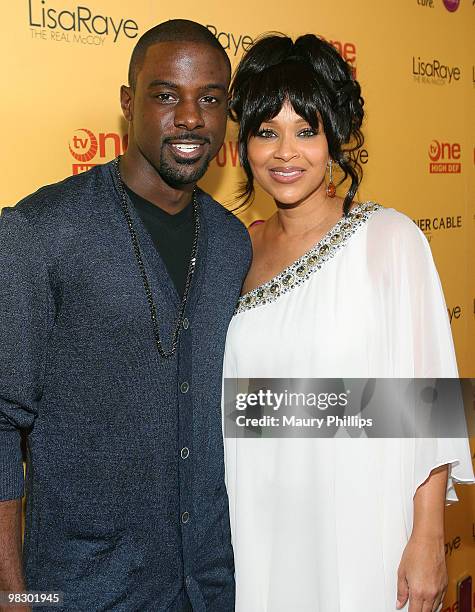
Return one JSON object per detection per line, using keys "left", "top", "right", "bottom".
{"left": 0, "top": 160, "right": 251, "bottom": 611}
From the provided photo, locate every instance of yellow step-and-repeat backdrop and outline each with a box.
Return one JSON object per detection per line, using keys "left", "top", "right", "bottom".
{"left": 0, "top": 1, "right": 474, "bottom": 609}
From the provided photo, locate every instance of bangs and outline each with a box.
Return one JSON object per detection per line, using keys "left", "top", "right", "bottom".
{"left": 242, "top": 60, "right": 327, "bottom": 135}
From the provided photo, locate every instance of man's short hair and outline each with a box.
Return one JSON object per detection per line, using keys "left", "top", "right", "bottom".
{"left": 128, "top": 19, "right": 231, "bottom": 89}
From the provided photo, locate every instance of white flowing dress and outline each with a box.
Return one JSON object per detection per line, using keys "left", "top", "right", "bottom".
{"left": 222, "top": 202, "right": 475, "bottom": 612}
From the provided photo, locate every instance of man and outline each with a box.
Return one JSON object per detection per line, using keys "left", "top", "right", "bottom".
{"left": 0, "top": 19, "right": 250, "bottom": 612}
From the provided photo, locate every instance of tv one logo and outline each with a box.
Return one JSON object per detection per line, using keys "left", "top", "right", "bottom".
{"left": 428, "top": 140, "right": 461, "bottom": 173}
{"left": 68, "top": 129, "right": 240, "bottom": 172}
{"left": 69, "top": 129, "right": 128, "bottom": 174}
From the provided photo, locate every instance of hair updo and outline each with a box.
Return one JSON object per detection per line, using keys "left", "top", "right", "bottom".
{"left": 229, "top": 33, "right": 365, "bottom": 215}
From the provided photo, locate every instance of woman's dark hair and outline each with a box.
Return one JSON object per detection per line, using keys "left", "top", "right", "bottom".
{"left": 229, "top": 33, "right": 365, "bottom": 215}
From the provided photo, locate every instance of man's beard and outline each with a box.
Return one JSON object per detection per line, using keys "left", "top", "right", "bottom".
{"left": 158, "top": 151, "right": 212, "bottom": 187}
{"left": 157, "top": 135, "right": 213, "bottom": 187}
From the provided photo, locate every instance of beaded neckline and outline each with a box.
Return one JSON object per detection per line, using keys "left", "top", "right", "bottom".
{"left": 235, "top": 201, "right": 382, "bottom": 315}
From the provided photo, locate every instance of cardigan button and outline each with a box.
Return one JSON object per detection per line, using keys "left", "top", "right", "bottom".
{"left": 181, "top": 511, "right": 190, "bottom": 524}
{"left": 182, "top": 317, "right": 189, "bottom": 330}
{"left": 181, "top": 447, "right": 190, "bottom": 459}
{"left": 180, "top": 381, "right": 189, "bottom": 394}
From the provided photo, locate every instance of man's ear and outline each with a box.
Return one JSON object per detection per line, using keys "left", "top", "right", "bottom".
{"left": 120, "top": 85, "right": 134, "bottom": 122}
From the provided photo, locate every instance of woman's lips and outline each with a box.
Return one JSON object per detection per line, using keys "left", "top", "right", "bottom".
{"left": 268, "top": 167, "right": 305, "bottom": 184}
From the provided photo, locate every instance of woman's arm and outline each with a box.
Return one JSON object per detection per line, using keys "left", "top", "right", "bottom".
{"left": 396, "top": 464, "right": 449, "bottom": 611}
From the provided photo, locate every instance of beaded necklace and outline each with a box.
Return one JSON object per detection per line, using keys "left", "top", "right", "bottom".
{"left": 114, "top": 157, "right": 200, "bottom": 358}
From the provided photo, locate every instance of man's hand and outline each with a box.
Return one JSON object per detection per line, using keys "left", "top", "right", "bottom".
{"left": 0, "top": 498, "right": 28, "bottom": 612}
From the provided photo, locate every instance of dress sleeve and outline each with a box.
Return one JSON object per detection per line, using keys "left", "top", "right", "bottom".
{"left": 367, "top": 209, "right": 475, "bottom": 505}
{"left": 0, "top": 208, "right": 55, "bottom": 500}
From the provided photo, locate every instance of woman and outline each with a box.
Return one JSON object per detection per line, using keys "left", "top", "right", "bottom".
{"left": 222, "top": 34, "right": 475, "bottom": 612}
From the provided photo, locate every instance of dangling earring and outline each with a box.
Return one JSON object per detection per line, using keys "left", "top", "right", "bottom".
{"left": 326, "top": 159, "right": 336, "bottom": 198}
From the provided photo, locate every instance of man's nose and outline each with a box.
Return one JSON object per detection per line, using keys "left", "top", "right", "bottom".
{"left": 174, "top": 99, "right": 205, "bottom": 131}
